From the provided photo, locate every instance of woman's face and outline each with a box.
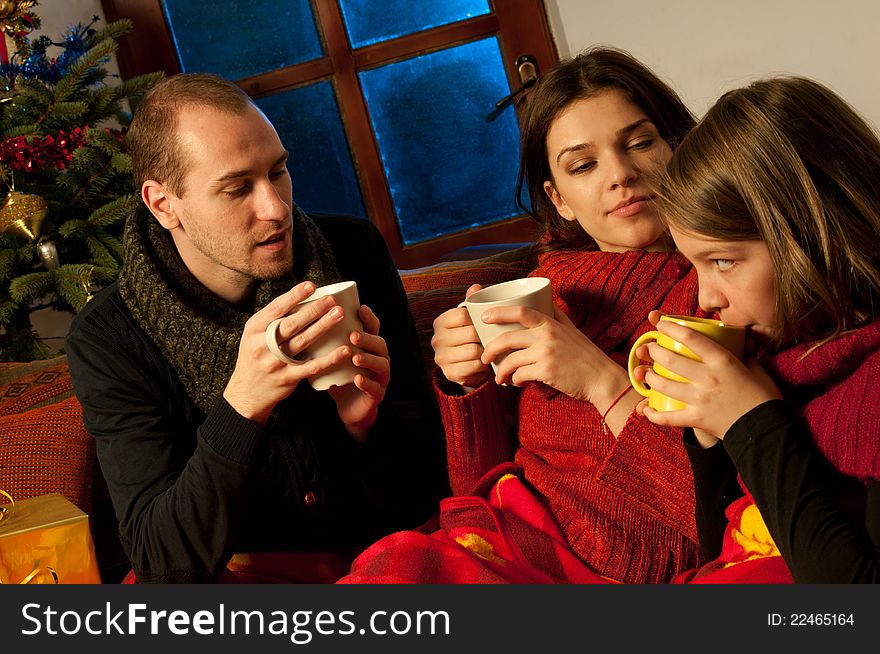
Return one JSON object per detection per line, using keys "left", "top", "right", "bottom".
{"left": 543, "top": 89, "right": 673, "bottom": 252}
{"left": 669, "top": 224, "right": 782, "bottom": 347}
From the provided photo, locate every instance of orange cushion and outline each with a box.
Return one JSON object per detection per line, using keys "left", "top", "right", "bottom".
{"left": 401, "top": 246, "right": 535, "bottom": 371}
{"left": 0, "top": 356, "right": 73, "bottom": 417}
{"left": 0, "top": 396, "right": 94, "bottom": 514}
{"left": 400, "top": 245, "right": 534, "bottom": 294}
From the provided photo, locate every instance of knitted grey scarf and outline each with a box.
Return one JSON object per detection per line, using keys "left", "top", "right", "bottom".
{"left": 118, "top": 204, "right": 339, "bottom": 413}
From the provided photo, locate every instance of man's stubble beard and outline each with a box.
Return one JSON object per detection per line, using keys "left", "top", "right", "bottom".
{"left": 181, "top": 210, "right": 294, "bottom": 283}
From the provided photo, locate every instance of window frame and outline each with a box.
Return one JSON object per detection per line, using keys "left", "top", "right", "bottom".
{"left": 102, "top": 0, "right": 558, "bottom": 267}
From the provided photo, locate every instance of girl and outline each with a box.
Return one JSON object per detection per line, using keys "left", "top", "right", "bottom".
{"left": 340, "top": 47, "right": 704, "bottom": 584}
{"left": 638, "top": 76, "right": 880, "bottom": 583}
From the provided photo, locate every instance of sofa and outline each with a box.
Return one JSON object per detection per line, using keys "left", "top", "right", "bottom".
{"left": 0, "top": 244, "right": 534, "bottom": 583}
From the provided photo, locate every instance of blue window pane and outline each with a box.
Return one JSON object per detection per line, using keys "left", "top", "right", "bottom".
{"left": 339, "top": 0, "right": 490, "bottom": 48}
{"left": 255, "top": 82, "right": 366, "bottom": 220}
{"left": 162, "top": 0, "right": 323, "bottom": 79}
{"left": 359, "top": 38, "right": 521, "bottom": 245}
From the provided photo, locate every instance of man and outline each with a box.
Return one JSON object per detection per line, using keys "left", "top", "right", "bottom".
{"left": 66, "top": 73, "right": 448, "bottom": 583}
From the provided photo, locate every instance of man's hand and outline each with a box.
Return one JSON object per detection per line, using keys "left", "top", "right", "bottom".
{"left": 328, "top": 304, "right": 390, "bottom": 442}
{"left": 223, "top": 281, "right": 353, "bottom": 425}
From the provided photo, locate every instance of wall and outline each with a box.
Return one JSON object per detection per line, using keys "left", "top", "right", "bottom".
{"left": 5, "top": 0, "right": 120, "bottom": 77}
{"left": 546, "top": 0, "right": 880, "bottom": 128}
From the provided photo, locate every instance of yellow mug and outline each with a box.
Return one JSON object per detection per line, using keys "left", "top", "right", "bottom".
{"left": 627, "top": 315, "right": 746, "bottom": 411}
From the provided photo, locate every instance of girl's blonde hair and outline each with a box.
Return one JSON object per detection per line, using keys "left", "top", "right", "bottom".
{"left": 658, "top": 76, "right": 880, "bottom": 344}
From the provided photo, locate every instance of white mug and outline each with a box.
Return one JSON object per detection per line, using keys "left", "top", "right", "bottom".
{"left": 458, "top": 277, "right": 553, "bottom": 373}
{"left": 265, "top": 280, "right": 363, "bottom": 391}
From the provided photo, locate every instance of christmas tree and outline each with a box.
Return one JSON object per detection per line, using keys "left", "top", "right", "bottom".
{"left": 0, "top": 1, "right": 162, "bottom": 361}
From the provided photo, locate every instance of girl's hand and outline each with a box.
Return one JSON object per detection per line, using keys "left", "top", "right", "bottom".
{"left": 431, "top": 284, "right": 492, "bottom": 390}
{"left": 634, "top": 320, "right": 782, "bottom": 437}
{"left": 480, "top": 305, "right": 629, "bottom": 407}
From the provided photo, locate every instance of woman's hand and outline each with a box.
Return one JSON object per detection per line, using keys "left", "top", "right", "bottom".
{"left": 431, "top": 284, "right": 492, "bottom": 390}
{"left": 479, "top": 304, "right": 629, "bottom": 408}
{"left": 328, "top": 305, "right": 390, "bottom": 442}
{"left": 633, "top": 319, "right": 782, "bottom": 437}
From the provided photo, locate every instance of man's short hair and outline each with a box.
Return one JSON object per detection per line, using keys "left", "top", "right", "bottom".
{"left": 127, "top": 73, "right": 255, "bottom": 196}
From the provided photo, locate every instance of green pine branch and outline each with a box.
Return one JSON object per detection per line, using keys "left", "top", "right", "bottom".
{"left": 2, "top": 122, "right": 41, "bottom": 139}
{"left": 9, "top": 270, "right": 54, "bottom": 304}
{"left": 56, "top": 218, "right": 87, "bottom": 239}
{"left": 90, "top": 86, "right": 118, "bottom": 117}
{"left": 86, "top": 194, "right": 138, "bottom": 229}
{"left": 0, "top": 317, "right": 53, "bottom": 362}
{"left": 95, "top": 232, "right": 123, "bottom": 259}
{"left": 0, "top": 11, "right": 161, "bottom": 360}
{"left": 0, "top": 299, "right": 15, "bottom": 327}
{"left": 111, "top": 152, "right": 131, "bottom": 173}
{"left": 43, "top": 101, "right": 88, "bottom": 131}
{"left": 88, "top": 19, "right": 135, "bottom": 48}
{"left": 55, "top": 264, "right": 96, "bottom": 309}
{"left": 16, "top": 77, "right": 54, "bottom": 105}
{"left": 84, "top": 235, "right": 117, "bottom": 269}
{"left": 53, "top": 37, "right": 119, "bottom": 103}
{"left": 0, "top": 249, "right": 15, "bottom": 282}
{"left": 83, "top": 127, "right": 122, "bottom": 155}
{"left": 116, "top": 71, "right": 165, "bottom": 116}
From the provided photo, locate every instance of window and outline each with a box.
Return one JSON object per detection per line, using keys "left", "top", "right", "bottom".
{"left": 102, "top": 0, "right": 558, "bottom": 267}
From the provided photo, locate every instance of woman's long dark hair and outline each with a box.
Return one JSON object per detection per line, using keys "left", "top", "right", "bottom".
{"left": 516, "top": 46, "right": 695, "bottom": 251}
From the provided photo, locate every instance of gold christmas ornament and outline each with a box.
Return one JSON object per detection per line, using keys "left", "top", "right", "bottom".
{"left": 0, "top": 1, "right": 36, "bottom": 35}
{"left": 0, "top": 2, "right": 18, "bottom": 20}
{"left": 0, "top": 190, "right": 48, "bottom": 240}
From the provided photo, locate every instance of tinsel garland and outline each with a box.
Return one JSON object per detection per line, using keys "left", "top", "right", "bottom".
{"left": 1, "top": 17, "right": 96, "bottom": 83}
{"left": 0, "top": 126, "right": 87, "bottom": 172}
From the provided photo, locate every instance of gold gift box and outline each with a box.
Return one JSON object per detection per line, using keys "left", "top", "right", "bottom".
{"left": 0, "top": 493, "right": 101, "bottom": 584}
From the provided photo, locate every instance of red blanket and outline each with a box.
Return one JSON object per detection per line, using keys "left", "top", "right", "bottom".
{"left": 339, "top": 463, "right": 795, "bottom": 585}
{"left": 338, "top": 464, "right": 613, "bottom": 584}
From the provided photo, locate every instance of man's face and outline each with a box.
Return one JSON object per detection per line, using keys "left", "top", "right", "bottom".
{"left": 162, "top": 104, "right": 294, "bottom": 299}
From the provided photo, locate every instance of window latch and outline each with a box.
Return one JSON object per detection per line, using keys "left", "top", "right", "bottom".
{"left": 489, "top": 55, "right": 539, "bottom": 121}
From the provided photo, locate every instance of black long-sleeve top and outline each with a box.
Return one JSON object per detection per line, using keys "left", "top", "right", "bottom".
{"left": 66, "top": 214, "right": 449, "bottom": 583}
{"left": 686, "top": 400, "right": 880, "bottom": 583}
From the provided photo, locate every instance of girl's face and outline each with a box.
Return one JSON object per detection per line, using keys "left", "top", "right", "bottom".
{"left": 669, "top": 224, "right": 782, "bottom": 347}
{"left": 543, "top": 89, "right": 673, "bottom": 252}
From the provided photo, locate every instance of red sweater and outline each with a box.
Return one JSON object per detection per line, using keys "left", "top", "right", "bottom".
{"left": 434, "top": 249, "right": 703, "bottom": 584}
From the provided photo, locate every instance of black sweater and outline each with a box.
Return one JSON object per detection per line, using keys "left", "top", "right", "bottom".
{"left": 686, "top": 400, "right": 880, "bottom": 583}
{"left": 66, "top": 214, "right": 449, "bottom": 583}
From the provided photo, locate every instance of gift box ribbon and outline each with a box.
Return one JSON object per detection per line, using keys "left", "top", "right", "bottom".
{"left": 0, "top": 491, "right": 59, "bottom": 583}
{"left": 0, "top": 489, "right": 12, "bottom": 525}
{"left": 1, "top": 565, "right": 59, "bottom": 584}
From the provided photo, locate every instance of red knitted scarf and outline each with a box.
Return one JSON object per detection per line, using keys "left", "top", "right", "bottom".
{"left": 533, "top": 248, "right": 700, "bottom": 353}
{"left": 765, "top": 318, "right": 880, "bottom": 481}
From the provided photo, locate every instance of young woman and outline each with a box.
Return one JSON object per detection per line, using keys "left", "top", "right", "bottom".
{"left": 339, "top": 47, "right": 704, "bottom": 584}
{"left": 636, "top": 76, "right": 880, "bottom": 583}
